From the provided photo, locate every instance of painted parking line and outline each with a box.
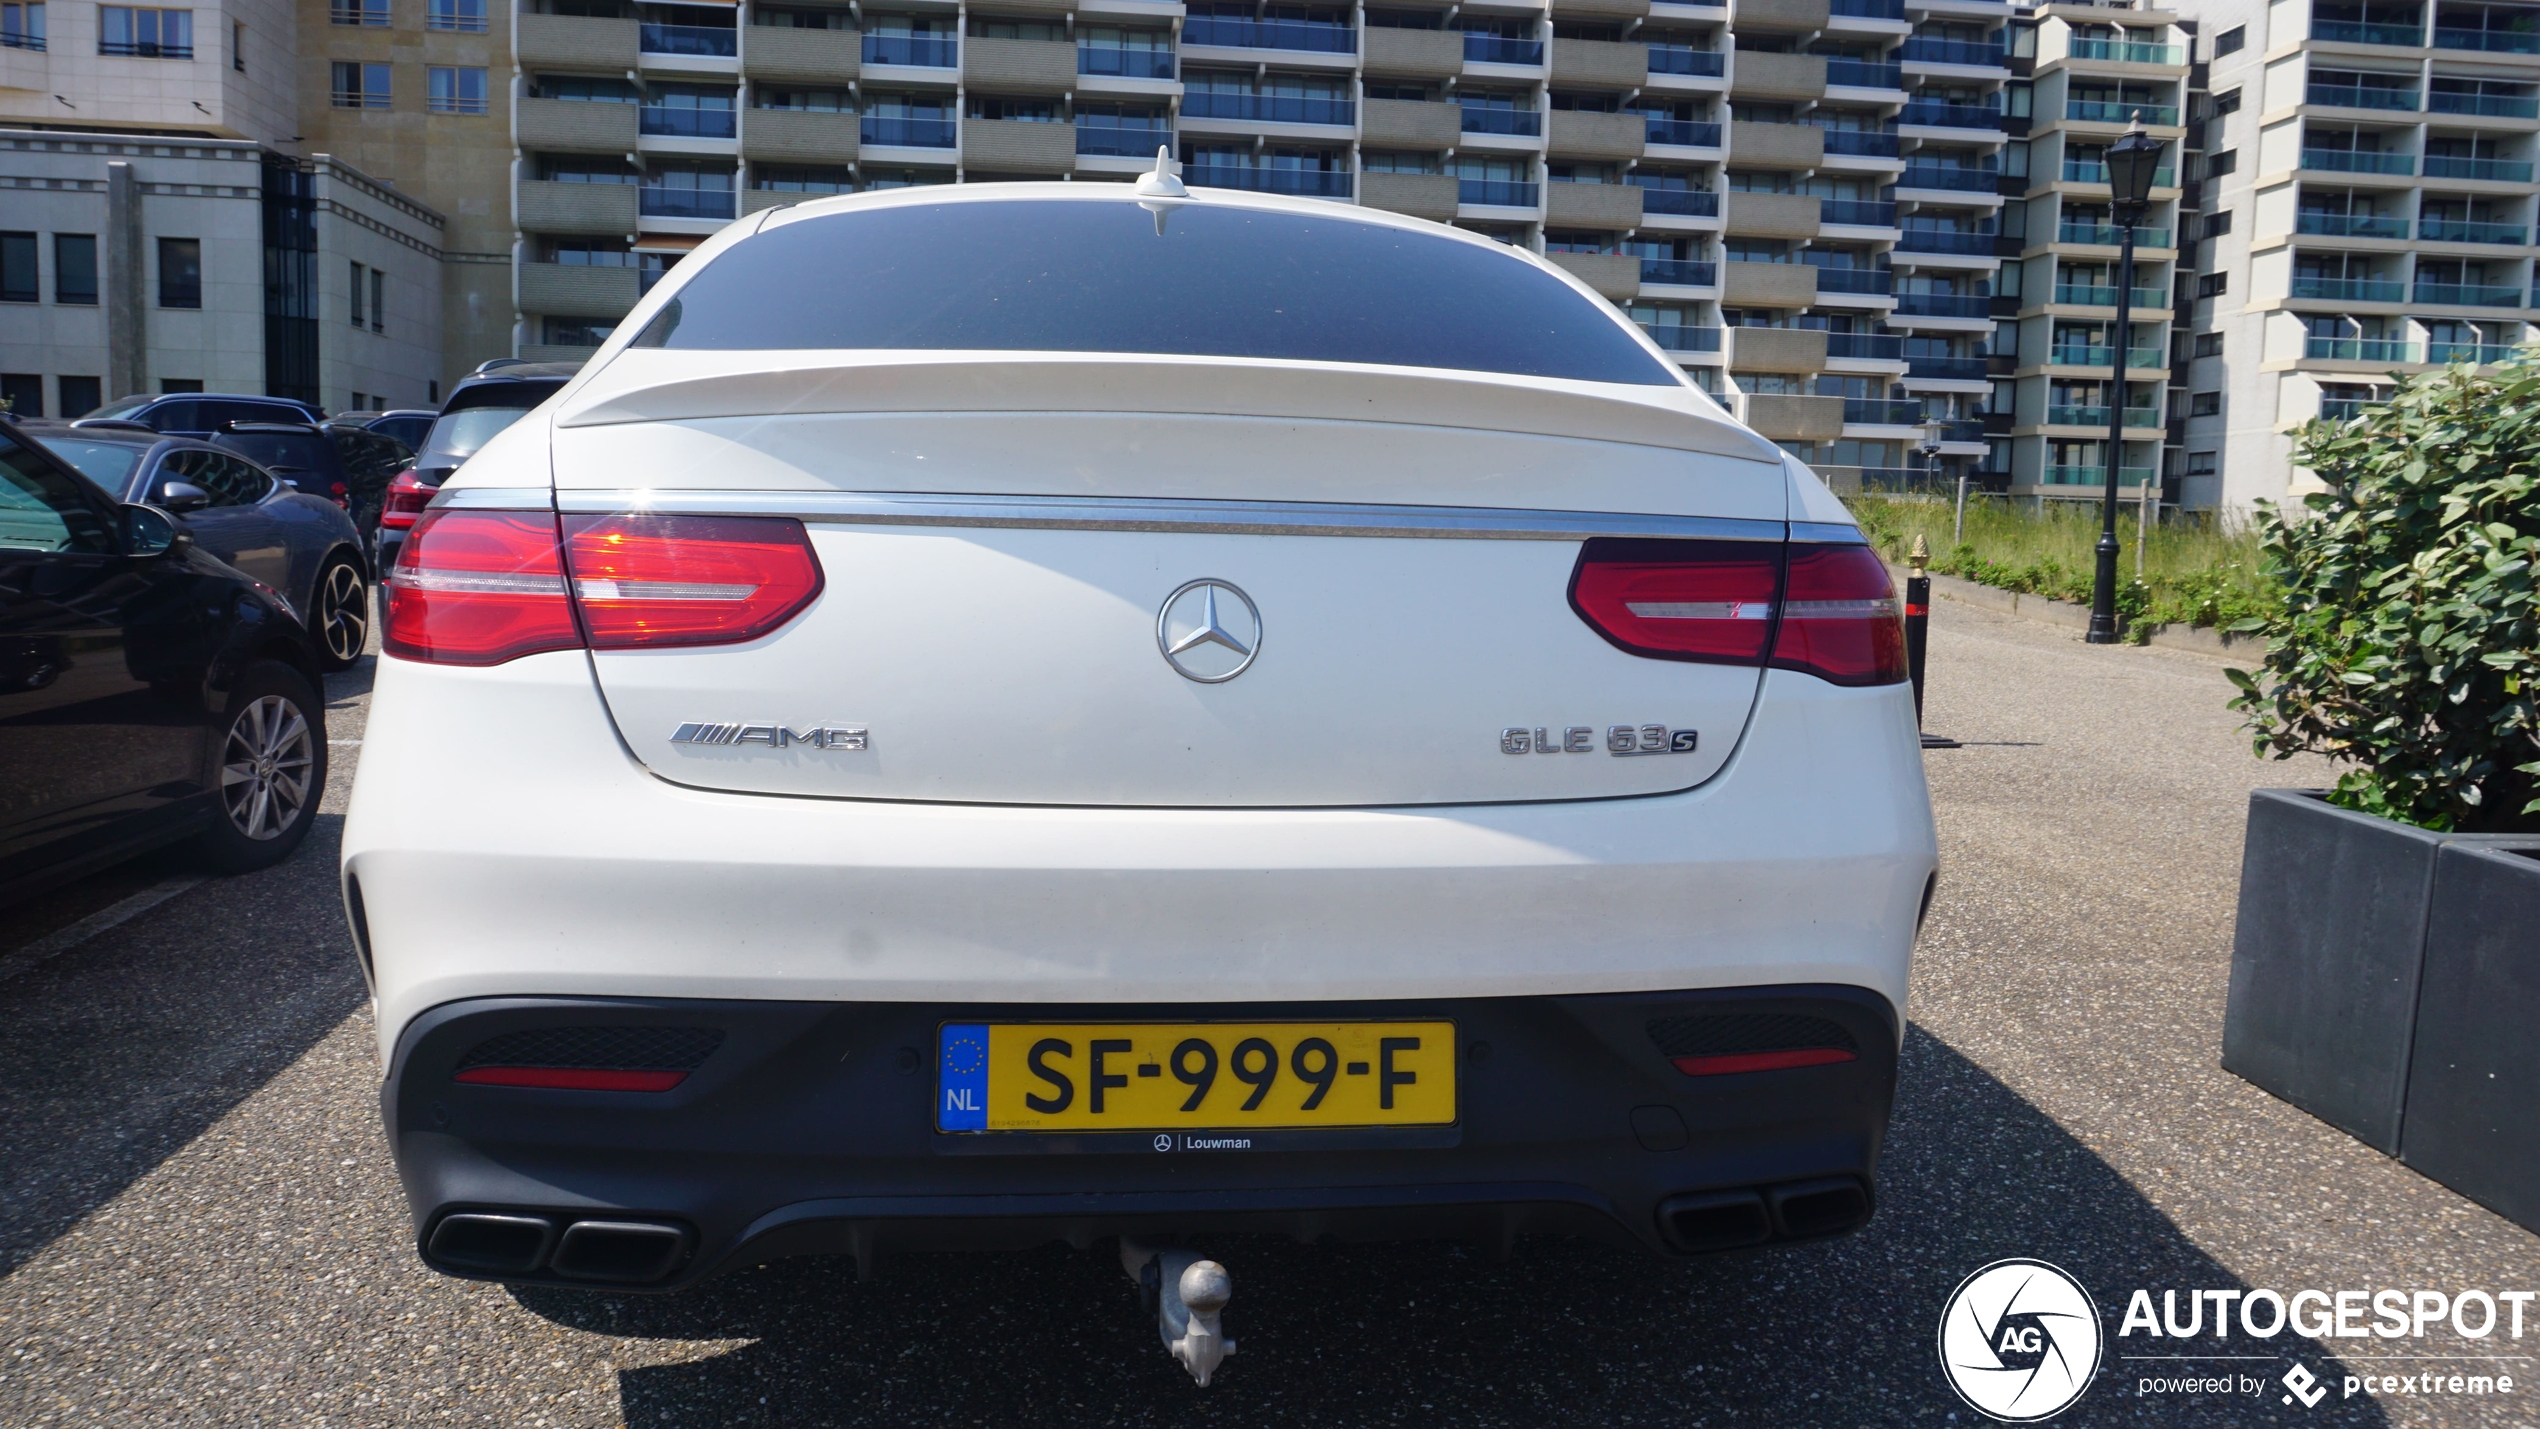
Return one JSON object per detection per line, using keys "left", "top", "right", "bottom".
{"left": 0, "top": 877, "right": 210, "bottom": 986}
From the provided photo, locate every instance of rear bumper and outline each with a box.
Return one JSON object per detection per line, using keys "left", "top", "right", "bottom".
{"left": 387, "top": 985, "right": 1899, "bottom": 1286}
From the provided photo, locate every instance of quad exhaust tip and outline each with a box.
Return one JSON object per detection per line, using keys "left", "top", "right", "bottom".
{"left": 425, "top": 1212, "right": 694, "bottom": 1284}
{"left": 1655, "top": 1176, "right": 1873, "bottom": 1253}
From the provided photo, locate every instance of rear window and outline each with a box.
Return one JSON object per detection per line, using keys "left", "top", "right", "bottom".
{"left": 631, "top": 199, "right": 1680, "bottom": 386}
{"left": 218, "top": 432, "right": 331, "bottom": 473}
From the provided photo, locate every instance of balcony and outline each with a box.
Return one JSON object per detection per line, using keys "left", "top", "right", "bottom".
{"left": 1821, "top": 128, "right": 1900, "bottom": 158}
{"left": 639, "top": 185, "right": 736, "bottom": 219}
{"left": 519, "top": 262, "right": 640, "bottom": 320}
{"left": 2431, "top": 89, "right": 2540, "bottom": 117}
{"left": 639, "top": 22, "right": 736, "bottom": 56}
{"left": 1185, "top": 92, "right": 1355, "bottom": 125}
{"left": 2061, "top": 160, "right": 2176, "bottom": 187}
{"left": 2047, "top": 345, "right": 2165, "bottom": 367}
{"left": 2421, "top": 217, "right": 2530, "bottom": 243}
{"left": 1547, "top": 252, "right": 1641, "bottom": 299}
{"left": 2041, "top": 466, "right": 2157, "bottom": 486}
{"left": 2305, "top": 83, "right": 2417, "bottom": 110}
{"left": 1186, "top": 164, "right": 1352, "bottom": 197}
{"left": 1905, "top": 354, "right": 1988, "bottom": 380}
{"left": 2295, "top": 211, "right": 2410, "bottom": 237}
{"left": 1359, "top": 172, "right": 1460, "bottom": 221}
{"left": 2424, "top": 154, "right": 2534, "bottom": 181}
{"left": 864, "top": 34, "right": 955, "bottom": 65}
{"left": 2311, "top": 19, "right": 2422, "bottom": 43}
{"left": 1825, "top": 59, "right": 1902, "bottom": 89}
{"left": 2414, "top": 280, "right": 2526, "bottom": 306}
{"left": 2056, "top": 222, "right": 2173, "bottom": 247}
{"left": 1821, "top": 199, "right": 1897, "bottom": 227}
{"left": 743, "top": 107, "right": 859, "bottom": 163}
{"left": 2318, "top": 399, "right": 2378, "bottom": 420}
{"left": 1899, "top": 100, "right": 2001, "bottom": 129}
{"left": 2289, "top": 276, "right": 2405, "bottom": 301}
{"left": 2052, "top": 283, "right": 2167, "bottom": 306}
{"left": 2428, "top": 341, "right": 2524, "bottom": 363}
{"left": 1639, "top": 258, "right": 1718, "bottom": 286}
{"left": 1899, "top": 37, "right": 2004, "bottom": 66}
{"left": 1461, "top": 106, "right": 1543, "bottom": 136}
{"left": 1895, "top": 291, "right": 1989, "bottom": 317}
{"left": 1076, "top": 121, "right": 1171, "bottom": 156}
{"left": 518, "top": 12, "right": 638, "bottom": 69}
{"left": 1829, "top": 0, "right": 1904, "bottom": 16}
{"left": 2301, "top": 148, "right": 2415, "bottom": 174}
{"left": 1899, "top": 165, "right": 2000, "bottom": 192}
{"left": 1184, "top": 15, "right": 1355, "bottom": 52}
{"left": 1463, "top": 34, "right": 1543, "bottom": 65}
{"left": 1362, "top": 97, "right": 1462, "bottom": 148}
{"left": 2432, "top": 26, "right": 2540, "bottom": 51}
{"left": 1546, "top": 180, "right": 1645, "bottom": 227}
{"left": 1638, "top": 187, "right": 1718, "bottom": 216}
{"left": 1648, "top": 46, "right": 1725, "bottom": 76}
{"left": 2045, "top": 405, "right": 2164, "bottom": 426}
{"left": 1362, "top": 26, "right": 1461, "bottom": 77}
{"left": 2303, "top": 337, "right": 2422, "bottom": 361}
{"left": 1827, "top": 332, "right": 1905, "bottom": 360}
{"left": 1458, "top": 178, "right": 1538, "bottom": 207}
{"left": 517, "top": 96, "right": 639, "bottom": 153}
{"left": 862, "top": 115, "right": 956, "bottom": 147}
{"left": 1551, "top": 37, "right": 1648, "bottom": 88}
{"left": 1646, "top": 118, "right": 1723, "bottom": 147}
{"left": 1640, "top": 324, "right": 1723, "bottom": 352}
{"left": 1845, "top": 397, "right": 1925, "bottom": 424}
{"left": 2067, "top": 37, "right": 2185, "bottom": 63}
{"left": 1814, "top": 266, "right": 1894, "bottom": 296}
{"left": 1939, "top": 419, "right": 1985, "bottom": 442}
{"left": 516, "top": 179, "right": 639, "bottom": 234}
{"left": 744, "top": 23, "right": 861, "bottom": 82}
{"left": 966, "top": 36, "right": 1076, "bottom": 92}
{"left": 1896, "top": 228, "right": 1995, "bottom": 254}
{"left": 1078, "top": 44, "right": 1173, "bottom": 78}
{"left": 640, "top": 105, "right": 736, "bottom": 138}
{"left": 2065, "top": 99, "right": 2181, "bottom": 123}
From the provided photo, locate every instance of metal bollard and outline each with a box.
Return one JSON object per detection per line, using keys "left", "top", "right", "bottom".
{"left": 1904, "top": 536, "right": 1959, "bottom": 750}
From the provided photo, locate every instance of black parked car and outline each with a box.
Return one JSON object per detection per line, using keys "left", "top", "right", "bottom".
{"left": 322, "top": 418, "right": 418, "bottom": 560}
{"left": 349, "top": 409, "right": 438, "bottom": 451}
{"left": 379, "top": 361, "right": 578, "bottom": 570}
{"left": 79, "top": 392, "right": 325, "bottom": 435}
{"left": 0, "top": 427, "right": 327, "bottom": 903}
{"left": 22, "top": 423, "right": 374, "bottom": 673}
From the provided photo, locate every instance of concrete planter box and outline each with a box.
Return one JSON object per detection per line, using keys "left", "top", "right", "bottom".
{"left": 517, "top": 180, "right": 639, "bottom": 236}
{"left": 1728, "top": 50, "right": 1825, "bottom": 101}
{"left": 2402, "top": 843, "right": 2540, "bottom": 1232}
{"left": 1733, "top": 392, "right": 1844, "bottom": 440}
{"left": 517, "top": 97, "right": 639, "bottom": 155}
{"left": 1361, "top": 27, "right": 1463, "bottom": 78}
{"left": 963, "top": 37, "right": 1076, "bottom": 93}
{"left": 742, "top": 188, "right": 808, "bottom": 215}
{"left": 1721, "top": 259, "right": 1818, "bottom": 307}
{"left": 963, "top": 118, "right": 1074, "bottom": 172}
{"left": 519, "top": 262, "right": 640, "bottom": 319}
{"left": 1722, "top": 325, "right": 1826, "bottom": 371}
{"left": 743, "top": 24, "right": 861, "bottom": 83}
{"left": 1550, "top": 0, "right": 1650, "bottom": 17}
{"left": 1723, "top": 189, "right": 1821, "bottom": 241}
{"left": 743, "top": 107, "right": 859, "bottom": 164}
{"left": 1545, "top": 180, "right": 1644, "bottom": 229}
{"left": 1358, "top": 172, "right": 1459, "bottom": 222}
{"left": 1546, "top": 252, "right": 1641, "bottom": 300}
{"left": 1550, "top": 37, "right": 1648, "bottom": 88}
{"left": 518, "top": 13, "right": 639, "bottom": 70}
{"left": 1361, "top": 98, "right": 1462, "bottom": 150}
{"left": 1725, "top": 119, "right": 1823, "bottom": 169}
{"left": 1545, "top": 110, "right": 1645, "bottom": 162}
{"left": 1729, "top": 0, "right": 1829, "bottom": 30}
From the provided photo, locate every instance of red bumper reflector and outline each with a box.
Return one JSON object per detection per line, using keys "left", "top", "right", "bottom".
{"left": 1670, "top": 1047, "right": 1859, "bottom": 1076}
{"left": 453, "top": 1066, "right": 688, "bottom": 1091}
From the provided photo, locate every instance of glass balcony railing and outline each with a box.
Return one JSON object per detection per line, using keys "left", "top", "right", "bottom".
{"left": 2048, "top": 346, "right": 2166, "bottom": 367}
{"left": 2421, "top": 217, "right": 2529, "bottom": 243}
{"left": 2310, "top": 19, "right": 2422, "bottom": 43}
{"left": 1645, "top": 118, "right": 1722, "bottom": 147}
{"left": 639, "top": 21, "right": 736, "bottom": 55}
{"left": 1184, "top": 92, "right": 1354, "bottom": 124}
{"left": 2289, "top": 276, "right": 2405, "bottom": 301}
{"left": 2, "top": 28, "right": 46, "bottom": 50}
{"left": 1900, "top": 165, "right": 2002, "bottom": 191}
{"left": 639, "top": 106, "right": 736, "bottom": 138}
{"left": 1899, "top": 37, "right": 2004, "bottom": 66}
{"left": 1187, "top": 164, "right": 1352, "bottom": 196}
{"left": 1461, "top": 33, "right": 1540, "bottom": 63}
{"left": 1640, "top": 324, "right": 1723, "bottom": 352}
{"left": 2066, "top": 99, "right": 2181, "bottom": 123}
{"left": 2061, "top": 160, "right": 2176, "bottom": 187}
{"left": 2045, "top": 406, "right": 2165, "bottom": 427}
{"left": 1078, "top": 45, "right": 1174, "bottom": 78}
{"left": 639, "top": 186, "right": 736, "bottom": 218}
{"left": 1638, "top": 187, "right": 1719, "bottom": 216}
{"left": 1829, "top": 0, "right": 1905, "bottom": 17}
{"left": 1899, "top": 100, "right": 2002, "bottom": 129}
{"left": 2052, "top": 284, "right": 2167, "bottom": 306}
{"left": 1639, "top": 258, "right": 1718, "bottom": 286}
{"left": 1845, "top": 397, "right": 1926, "bottom": 424}
{"left": 2300, "top": 148, "right": 2415, "bottom": 174}
{"left": 1827, "top": 332, "right": 1905, "bottom": 360}
{"left": 2428, "top": 341, "right": 2524, "bottom": 363}
{"left": 1821, "top": 199, "right": 1898, "bottom": 226}
{"left": 2430, "top": 89, "right": 2540, "bottom": 116}
{"left": 2303, "top": 337, "right": 2422, "bottom": 361}
{"left": 862, "top": 115, "right": 956, "bottom": 146}
{"left": 2068, "top": 37, "right": 2185, "bottom": 62}
{"left": 1647, "top": 45, "right": 1725, "bottom": 75}
{"left": 2424, "top": 154, "right": 2534, "bottom": 181}
{"left": 1825, "top": 59, "right": 1903, "bottom": 89}
{"left": 1185, "top": 16, "right": 1355, "bottom": 51}
{"left": 1076, "top": 122, "right": 1171, "bottom": 156}
{"left": 1905, "top": 354, "right": 1988, "bottom": 380}
{"left": 1896, "top": 292, "right": 1990, "bottom": 317}
{"left": 1458, "top": 178, "right": 1537, "bottom": 206}
{"left": 2057, "top": 222, "right": 2173, "bottom": 247}
{"left": 1814, "top": 267, "right": 1895, "bottom": 296}
{"left": 1461, "top": 106, "right": 1542, "bottom": 135}
{"left": 1821, "top": 128, "right": 1901, "bottom": 157}
{"left": 2414, "top": 281, "right": 2526, "bottom": 306}
{"left": 2306, "top": 83, "right": 2418, "bottom": 109}
{"left": 863, "top": 33, "right": 954, "bottom": 65}
{"left": 2432, "top": 26, "right": 2540, "bottom": 51}
{"left": 2043, "top": 466, "right": 2158, "bottom": 486}
{"left": 2318, "top": 399, "right": 2378, "bottom": 421}
{"left": 2295, "top": 211, "right": 2410, "bottom": 237}
{"left": 1898, "top": 229, "right": 1996, "bottom": 254}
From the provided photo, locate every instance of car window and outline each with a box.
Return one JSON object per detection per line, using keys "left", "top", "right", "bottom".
{"left": 86, "top": 395, "right": 154, "bottom": 421}
{"left": 217, "top": 431, "right": 330, "bottom": 479}
{"left": 191, "top": 452, "right": 272, "bottom": 507}
{"left": 419, "top": 407, "right": 536, "bottom": 468}
{"left": 0, "top": 434, "right": 117, "bottom": 553}
{"left": 203, "top": 400, "right": 296, "bottom": 431}
{"left": 145, "top": 399, "right": 203, "bottom": 432}
{"left": 36, "top": 438, "right": 149, "bottom": 495}
{"left": 635, "top": 199, "right": 1683, "bottom": 386}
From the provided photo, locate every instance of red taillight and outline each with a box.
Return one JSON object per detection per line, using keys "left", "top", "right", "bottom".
{"left": 1568, "top": 539, "right": 1782, "bottom": 664}
{"left": 452, "top": 1066, "right": 687, "bottom": 1092}
{"left": 1670, "top": 1047, "right": 1859, "bottom": 1076}
{"left": 380, "top": 471, "right": 431, "bottom": 531}
{"left": 562, "top": 514, "right": 823, "bottom": 649}
{"left": 384, "top": 509, "right": 582, "bottom": 666}
{"left": 1769, "top": 544, "right": 1908, "bottom": 687}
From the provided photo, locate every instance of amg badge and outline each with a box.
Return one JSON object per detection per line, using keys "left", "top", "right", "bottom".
{"left": 670, "top": 722, "right": 869, "bottom": 750}
{"left": 1501, "top": 725, "right": 1697, "bottom": 757}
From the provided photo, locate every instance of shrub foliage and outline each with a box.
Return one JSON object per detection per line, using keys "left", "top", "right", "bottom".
{"left": 2232, "top": 363, "right": 2540, "bottom": 832}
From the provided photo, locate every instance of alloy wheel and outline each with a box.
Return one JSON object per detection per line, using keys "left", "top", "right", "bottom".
{"left": 220, "top": 694, "right": 315, "bottom": 840}
{"left": 319, "top": 562, "right": 370, "bottom": 664}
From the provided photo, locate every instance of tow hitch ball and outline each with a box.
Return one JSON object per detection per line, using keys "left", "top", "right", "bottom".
{"left": 1121, "top": 1241, "right": 1236, "bottom": 1387}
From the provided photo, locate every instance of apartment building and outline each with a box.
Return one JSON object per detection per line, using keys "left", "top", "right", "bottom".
{"left": 2184, "top": 0, "right": 2540, "bottom": 513}
{"left": 503, "top": 0, "right": 2019, "bottom": 494}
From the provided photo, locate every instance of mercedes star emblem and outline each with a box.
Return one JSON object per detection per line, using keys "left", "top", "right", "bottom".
{"left": 1156, "top": 579, "right": 1262, "bottom": 683}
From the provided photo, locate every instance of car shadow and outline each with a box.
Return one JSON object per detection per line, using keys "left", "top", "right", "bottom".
{"left": 0, "top": 814, "right": 366, "bottom": 1279}
{"left": 510, "top": 1027, "right": 2395, "bottom": 1427}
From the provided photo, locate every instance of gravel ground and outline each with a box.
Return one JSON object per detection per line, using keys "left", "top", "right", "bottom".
{"left": 0, "top": 598, "right": 2532, "bottom": 1428}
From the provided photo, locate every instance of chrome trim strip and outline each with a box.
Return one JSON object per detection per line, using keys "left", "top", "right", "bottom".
{"left": 551, "top": 489, "right": 1793, "bottom": 543}
{"left": 1789, "top": 520, "right": 1869, "bottom": 545}
{"left": 429, "top": 486, "right": 555, "bottom": 511}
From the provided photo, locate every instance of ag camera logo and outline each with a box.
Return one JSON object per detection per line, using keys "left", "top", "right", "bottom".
{"left": 1940, "top": 1259, "right": 2104, "bottom": 1421}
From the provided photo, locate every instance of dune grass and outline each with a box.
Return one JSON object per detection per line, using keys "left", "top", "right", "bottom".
{"left": 1844, "top": 494, "right": 2276, "bottom": 636}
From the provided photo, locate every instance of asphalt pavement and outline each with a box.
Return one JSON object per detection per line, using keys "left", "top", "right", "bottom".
{"left": 0, "top": 598, "right": 2533, "bottom": 1427}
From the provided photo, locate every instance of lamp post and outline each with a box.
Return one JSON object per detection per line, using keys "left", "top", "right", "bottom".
{"left": 2089, "top": 114, "right": 2166, "bottom": 645}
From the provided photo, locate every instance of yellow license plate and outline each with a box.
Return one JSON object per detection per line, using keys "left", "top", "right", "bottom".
{"left": 935, "top": 1021, "right": 1456, "bottom": 1132}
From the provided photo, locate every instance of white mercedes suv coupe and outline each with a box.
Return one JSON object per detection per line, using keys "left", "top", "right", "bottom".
{"left": 344, "top": 177, "right": 1937, "bottom": 1297}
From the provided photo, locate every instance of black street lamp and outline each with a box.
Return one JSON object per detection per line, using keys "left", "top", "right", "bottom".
{"left": 2089, "top": 114, "right": 2166, "bottom": 645}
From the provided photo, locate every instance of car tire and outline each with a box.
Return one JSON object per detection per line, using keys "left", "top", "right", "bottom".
{"left": 310, "top": 554, "right": 371, "bottom": 672}
{"left": 189, "top": 661, "right": 327, "bottom": 874}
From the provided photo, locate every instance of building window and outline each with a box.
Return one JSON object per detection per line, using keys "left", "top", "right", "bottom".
{"left": 330, "top": 0, "right": 389, "bottom": 24}
{"left": 2207, "top": 149, "right": 2237, "bottom": 178}
{"left": 369, "top": 267, "right": 385, "bottom": 332}
{"left": 2197, "top": 272, "right": 2229, "bottom": 298}
{"left": 157, "top": 237, "right": 200, "bottom": 308}
{"left": 427, "top": 0, "right": 486, "bottom": 30}
{"left": 0, "top": 373, "right": 41, "bottom": 418}
{"left": 0, "top": 232, "right": 34, "bottom": 303}
{"left": 2214, "top": 25, "right": 2244, "bottom": 55}
{"left": 2193, "top": 331, "right": 2223, "bottom": 358}
{"left": 428, "top": 65, "right": 488, "bottom": 114}
{"left": 231, "top": 20, "right": 243, "bottom": 68}
{"left": 1, "top": 3, "right": 45, "bottom": 52}
{"left": 1992, "top": 319, "right": 2019, "bottom": 357}
{"left": 2205, "top": 211, "right": 2233, "bottom": 238}
{"left": 2190, "top": 391, "right": 2220, "bottom": 416}
{"left": 2187, "top": 450, "right": 2216, "bottom": 475}
{"left": 2005, "top": 81, "right": 2032, "bottom": 118}
{"left": 99, "top": 5, "right": 190, "bottom": 56}
{"left": 160, "top": 378, "right": 203, "bottom": 394}
{"left": 349, "top": 260, "right": 366, "bottom": 327}
{"left": 2212, "top": 88, "right": 2240, "bottom": 117}
{"left": 1996, "top": 258, "right": 2022, "bottom": 299}
{"left": 333, "top": 61, "right": 391, "bottom": 108}
{"left": 54, "top": 234, "right": 95, "bottom": 303}
{"left": 59, "top": 375, "right": 101, "bottom": 417}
